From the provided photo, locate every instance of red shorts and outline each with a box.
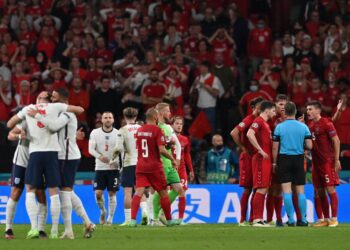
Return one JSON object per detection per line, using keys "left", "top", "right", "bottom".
{"left": 177, "top": 169, "right": 188, "bottom": 190}
{"left": 312, "top": 162, "right": 339, "bottom": 189}
{"left": 252, "top": 154, "right": 272, "bottom": 189}
{"left": 239, "top": 152, "right": 253, "bottom": 188}
{"left": 136, "top": 171, "right": 168, "bottom": 192}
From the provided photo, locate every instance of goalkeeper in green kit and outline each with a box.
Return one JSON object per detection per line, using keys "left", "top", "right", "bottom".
{"left": 151, "top": 102, "right": 185, "bottom": 226}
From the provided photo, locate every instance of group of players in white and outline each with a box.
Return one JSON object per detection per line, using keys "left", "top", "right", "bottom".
{"left": 3, "top": 89, "right": 193, "bottom": 239}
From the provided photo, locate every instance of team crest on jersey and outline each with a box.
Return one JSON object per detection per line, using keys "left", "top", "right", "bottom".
{"left": 14, "top": 178, "right": 20, "bottom": 184}
{"left": 238, "top": 122, "right": 245, "bottom": 128}
{"left": 252, "top": 123, "right": 259, "bottom": 128}
{"left": 105, "top": 136, "right": 109, "bottom": 140}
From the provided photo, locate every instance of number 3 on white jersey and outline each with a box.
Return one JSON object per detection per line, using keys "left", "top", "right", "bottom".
{"left": 141, "top": 139, "right": 148, "bottom": 157}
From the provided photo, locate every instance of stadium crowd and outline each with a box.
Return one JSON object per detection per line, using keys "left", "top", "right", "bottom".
{"left": 1, "top": 0, "right": 350, "bottom": 181}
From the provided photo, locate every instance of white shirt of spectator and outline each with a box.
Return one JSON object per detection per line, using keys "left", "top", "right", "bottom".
{"left": 17, "top": 103, "right": 68, "bottom": 153}
{"left": 118, "top": 123, "right": 141, "bottom": 167}
{"left": 12, "top": 121, "right": 30, "bottom": 168}
{"left": 131, "top": 72, "right": 150, "bottom": 92}
{"left": 35, "top": 111, "right": 81, "bottom": 160}
{"left": 89, "top": 128, "right": 122, "bottom": 171}
{"left": 196, "top": 73, "right": 224, "bottom": 108}
{"left": 113, "top": 59, "right": 135, "bottom": 70}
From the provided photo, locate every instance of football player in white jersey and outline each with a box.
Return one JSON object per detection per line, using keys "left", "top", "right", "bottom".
{"left": 7, "top": 91, "right": 84, "bottom": 239}
{"left": 32, "top": 88, "right": 95, "bottom": 239}
{"left": 114, "top": 107, "right": 148, "bottom": 226}
{"left": 5, "top": 122, "right": 48, "bottom": 239}
{"left": 89, "top": 111, "right": 123, "bottom": 225}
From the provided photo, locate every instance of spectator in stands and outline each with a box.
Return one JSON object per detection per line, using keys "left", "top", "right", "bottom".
{"left": 0, "top": 75, "right": 11, "bottom": 122}
{"left": 141, "top": 68, "right": 167, "bottom": 111}
{"left": 191, "top": 61, "right": 224, "bottom": 131}
{"left": 333, "top": 93, "right": 350, "bottom": 148}
{"left": 69, "top": 77, "right": 90, "bottom": 123}
{"left": 205, "top": 134, "right": 239, "bottom": 184}
{"left": 89, "top": 76, "right": 122, "bottom": 120}
{"left": 239, "top": 79, "right": 272, "bottom": 116}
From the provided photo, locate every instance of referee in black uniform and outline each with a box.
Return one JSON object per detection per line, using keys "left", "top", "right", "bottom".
{"left": 272, "top": 102, "right": 312, "bottom": 226}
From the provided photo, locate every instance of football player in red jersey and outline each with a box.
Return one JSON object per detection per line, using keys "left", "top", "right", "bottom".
{"left": 247, "top": 101, "right": 276, "bottom": 227}
{"left": 171, "top": 116, "right": 194, "bottom": 224}
{"left": 231, "top": 97, "right": 264, "bottom": 226}
{"left": 129, "top": 108, "right": 178, "bottom": 227}
{"left": 306, "top": 101, "right": 341, "bottom": 227}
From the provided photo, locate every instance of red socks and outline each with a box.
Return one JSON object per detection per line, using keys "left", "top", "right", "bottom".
{"left": 252, "top": 192, "right": 265, "bottom": 221}
{"left": 320, "top": 195, "right": 330, "bottom": 219}
{"left": 329, "top": 192, "right": 338, "bottom": 218}
{"left": 274, "top": 196, "right": 283, "bottom": 222}
{"left": 266, "top": 194, "right": 274, "bottom": 222}
{"left": 240, "top": 191, "right": 250, "bottom": 223}
{"left": 314, "top": 196, "right": 323, "bottom": 219}
{"left": 131, "top": 195, "right": 142, "bottom": 220}
{"left": 160, "top": 196, "right": 172, "bottom": 221}
{"left": 178, "top": 196, "right": 186, "bottom": 219}
{"left": 292, "top": 193, "right": 302, "bottom": 221}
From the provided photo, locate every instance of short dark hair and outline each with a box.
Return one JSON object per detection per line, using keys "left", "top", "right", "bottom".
{"left": 200, "top": 61, "right": 211, "bottom": 70}
{"left": 284, "top": 102, "right": 297, "bottom": 116}
{"left": 276, "top": 94, "right": 288, "bottom": 102}
{"left": 260, "top": 101, "right": 275, "bottom": 112}
{"left": 306, "top": 101, "right": 322, "bottom": 110}
{"left": 250, "top": 97, "right": 265, "bottom": 108}
{"left": 54, "top": 88, "right": 69, "bottom": 101}
{"left": 123, "top": 107, "right": 138, "bottom": 119}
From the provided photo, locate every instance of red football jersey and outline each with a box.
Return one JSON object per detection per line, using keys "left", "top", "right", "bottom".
{"left": 236, "top": 114, "right": 256, "bottom": 153}
{"left": 136, "top": 124, "right": 165, "bottom": 173}
{"left": 250, "top": 116, "right": 272, "bottom": 156}
{"left": 173, "top": 134, "right": 193, "bottom": 172}
{"left": 308, "top": 117, "right": 337, "bottom": 164}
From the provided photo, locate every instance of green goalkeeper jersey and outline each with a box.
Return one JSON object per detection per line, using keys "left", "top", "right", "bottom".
{"left": 158, "top": 122, "right": 174, "bottom": 169}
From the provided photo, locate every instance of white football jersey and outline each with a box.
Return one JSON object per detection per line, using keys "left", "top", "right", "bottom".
{"left": 17, "top": 103, "right": 68, "bottom": 153}
{"left": 35, "top": 111, "right": 81, "bottom": 160}
{"left": 89, "top": 127, "right": 122, "bottom": 171}
{"left": 119, "top": 123, "right": 141, "bottom": 167}
{"left": 12, "top": 121, "right": 30, "bottom": 168}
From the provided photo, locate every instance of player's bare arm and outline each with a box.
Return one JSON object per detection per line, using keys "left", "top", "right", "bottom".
{"left": 7, "top": 115, "right": 22, "bottom": 129}
{"left": 272, "top": 141, "right": 279, "bottom": 173}
{"left": 304, "top": 139, "right": 313, "bottom": 150}
{"left": 247, "top": 129, "right": 269, "bottom": 159}
{"left": 67, "top": 105, "right": 84, "bottom": 115}
{"left": 7, "top": 127, "right": 25, "bottom": 141}
{"left": 332, "top": 135, "right": 341, "bottom": 172}
{"left": 230, "top": 128, "right": 247, "bottom": 153}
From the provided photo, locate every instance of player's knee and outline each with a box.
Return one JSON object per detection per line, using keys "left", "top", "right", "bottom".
{"left": 11, "top": 187, "right": 23, "bottom": 201}
{"left": 326, "top": 186, "right": 336, "bottom": 194}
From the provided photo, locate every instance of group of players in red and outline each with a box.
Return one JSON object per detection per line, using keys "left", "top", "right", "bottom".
{"left": 231, "top": 94, "right": 341, "bottom": 227}
{"left": 129, "top": 107, "right": 193, "bottom": 226}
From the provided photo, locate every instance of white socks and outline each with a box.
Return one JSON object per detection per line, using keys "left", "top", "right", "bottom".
{"left": 71, "top": 191, "right": 91, "bottom": 226}
{"left": 60, "top": 191, "right": 73, "bottom": 233}
{"left": 140, "top": 201, "right": 148, "bottom": 217}
{"left": 50, "top": 194, "right": 61, "bottom": 235}
{"left": 25, "top": 192, "right": 38, "bottom": 230}
{"left": 147, "top": 193, "right": 154, "bottom": 221}
{"left": 37, "top": 202, "right": 47, "bottom": 232}
{"left": 5, "top": 198, "right": 17, "bottom": 231}
{"left": 107, "top": 195, "right": 116, "bottom": 223}
{"left": 124, "top": 208, "right": 131, "bottom": 223}
{"left": 95, "top": 195, "right": 106, "bottom": 214}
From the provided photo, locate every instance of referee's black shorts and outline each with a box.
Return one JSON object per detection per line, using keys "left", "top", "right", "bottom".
{"left": 277, "top": 154, "right": 305, "bottom": 185}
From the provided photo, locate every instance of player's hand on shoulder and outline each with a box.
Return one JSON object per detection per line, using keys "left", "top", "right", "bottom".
{"left": 27, "top": 108, "right": 39, "bottom": 117}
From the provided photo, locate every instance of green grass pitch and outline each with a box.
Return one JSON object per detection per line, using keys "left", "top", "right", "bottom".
{"left": 1, "top": 224, "right": 350, "bottom": 250}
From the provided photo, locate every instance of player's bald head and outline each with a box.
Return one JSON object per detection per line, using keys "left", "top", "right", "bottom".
{"left": 145, "top": 108, "right": 158, "bottom": 122}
